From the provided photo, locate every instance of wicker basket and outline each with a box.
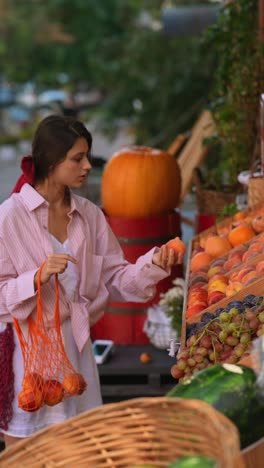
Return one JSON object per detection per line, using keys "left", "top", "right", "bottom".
{"left": 193, "top": 169, "right": 237, "bottom": 217}
{"left": 248, "top": 176, "right": 264, "bottom": 209}
{"left": 0, "top": 397, "right": 244, "bottom": 468}
{"left": 196, "top": 188, "right": 237, "bottom": 217}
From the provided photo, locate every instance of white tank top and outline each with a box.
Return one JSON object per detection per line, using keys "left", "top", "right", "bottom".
{"left": 50, "top": 235, "right": 78, "bottom": 302}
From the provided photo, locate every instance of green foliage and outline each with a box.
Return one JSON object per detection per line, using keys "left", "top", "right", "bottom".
{"left": 216, "top": 203, "right": 238, "bottom": 224}
{"left": 0, "top": 0, "right": 215, "bottom": 149}
{"left": 203, "top": 0, "right": 263, "bottom": 186}
{"left": 159, "top": 278, "right": 184, "bottom": 335}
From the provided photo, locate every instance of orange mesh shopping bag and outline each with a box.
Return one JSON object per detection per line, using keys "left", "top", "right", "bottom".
{"left": 13, "top": 263, "right": 87, "bottom": 412}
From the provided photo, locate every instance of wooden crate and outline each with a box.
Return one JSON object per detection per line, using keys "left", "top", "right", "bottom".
{"left": 181, "top": 275, "right": 264, "bottom": 348}
{"left": 242, "top": 437, "right": 264, "bottom": 468}
{"left": 181, "top": 232, "right": 264, "bottom": 347}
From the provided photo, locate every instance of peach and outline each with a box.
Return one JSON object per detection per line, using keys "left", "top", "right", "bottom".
{"left": 204, "top": 235, "right": 232, "bottom": 258}
{"left": 228, "top": 245, "right": 247, "bottom": 257}
{"left": 256, "top": 261, "right": 264, "bottom": 273}
{"left": 208, "top": 280, "right": 227, "bottom": 294}
{"left": 23, "top": 373, "right": 44, "bottom": 392}
{"left": 186, "top": 304, "right": 205, "bottom": 318}
{"left": 225, "top": 281, "right": 243, "bottom": 297}
{"left": 208, "top": 274, "right": 228, "bottom": 285}
{"left": 63, "top": 373, "right": 87, "bottom": 396}
{"left": 188, "top": 280, "right": 207, "bottom": 290}
{"left": 187, "top": 290, "right": 208, "bottom": 306}
{"left": 190, "top": 252, "right": 214, "bottom": 272}
{"left": 188, "top": 284, "right": 207, "bottom": 294}
{"left": 241, "top": 270, "right": 258, "bottom": 285}
{"left": 233, "top": 211, "right": 248, "bottom": 222}
{"left": 237, "top": 266, "right": 256, "bottom": 283}
{"left": 247, "top": 243, "right": 263, "bottom": 254}
{"left": 207, "top": 291, "right": 226, "bottom": 305}
{"left": 210, "top": 258, "right": 227, "bottom": 268}
{"left": 207, "top": 266, "right": 225, "bottom": 278}
{"left": 43, "top": 379, "right": 64, "bottom": 406}
{"left": 191, "top": 246, "right": 205, "bottom": 256}
{"left": 242, "top": 251, "right": 259, "bottom": 262}
{"left": 189, "top": 300, "right": 208, "bottom": 308}
{"left": 229, "top": 271, "right": 240, "bottom": 282}
{"left": 223, "top": 257, "right": 242, "bottom": 272}
{"left": 18, "top": 387, "right": 43, "bottom": 412}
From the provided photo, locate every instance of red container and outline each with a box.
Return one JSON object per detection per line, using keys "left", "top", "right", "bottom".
{"left": 196, "top": 213, "right": 216, "bottom": 233}
{"left": 91, "top": 211, "right": 183, "bottom": 344}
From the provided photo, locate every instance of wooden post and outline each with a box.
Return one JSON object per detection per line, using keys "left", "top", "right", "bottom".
{"left": 259, "top": 1, "right": 264, "bottom": 174}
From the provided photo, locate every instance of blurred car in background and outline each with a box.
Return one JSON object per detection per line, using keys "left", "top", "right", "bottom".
{"left": 1, "top": 105, "right": 32, "bottom": 135}
{"left": 16, "top": 82, "right": 38, "bottom": 108}
{"left": 38, "top": 89, "right": 69, "bottom": 106}
{"left": 0, "top": 85, "right": 16, "bottom": 107}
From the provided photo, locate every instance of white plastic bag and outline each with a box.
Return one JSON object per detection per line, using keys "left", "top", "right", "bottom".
{"left": 143, "top": 304, "right": 178, "bottom": 350}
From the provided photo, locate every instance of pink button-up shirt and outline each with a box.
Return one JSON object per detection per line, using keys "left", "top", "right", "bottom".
{"left": 0, "top": 184, "right": 168, "bottom": 351}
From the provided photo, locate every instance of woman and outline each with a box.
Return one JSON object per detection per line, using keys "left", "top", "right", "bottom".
{"left": 0, "top": 115, "right": 180, "bottom": 447}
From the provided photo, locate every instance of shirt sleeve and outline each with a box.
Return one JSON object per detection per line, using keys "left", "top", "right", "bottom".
{"left": 96, "top": 213, "right": 169, "bottom": 303}
{"left": 0, "top": 237, "right": 38, "bottom": 322}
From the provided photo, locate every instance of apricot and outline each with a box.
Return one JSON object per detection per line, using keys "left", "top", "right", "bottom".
{"left": 140, "top": 352, "right": 152, "bottom": 364}
{"left": 167, "top": 237, "right": 186, "bottom": 255}
{"left": 204, "top": 235, "right": 232, "bottom": 258}
{"left": 228, "top": 224, "right": 255, "bottom": 247}
{"left": 233, "top": 210, "right": 248, "bottom": 222}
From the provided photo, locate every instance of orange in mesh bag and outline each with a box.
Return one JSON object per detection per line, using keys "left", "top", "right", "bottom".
{"left": 13, "top": 263, "right": 87, "bottom": 412}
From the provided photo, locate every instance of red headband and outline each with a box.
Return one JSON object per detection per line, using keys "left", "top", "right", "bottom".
{"left": 11, "top": 155, "right": 35, "bottom": 195}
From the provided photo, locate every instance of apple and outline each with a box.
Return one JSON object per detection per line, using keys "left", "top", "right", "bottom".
{"left": 43, "top": 379, "right": 64, "bottom": 406}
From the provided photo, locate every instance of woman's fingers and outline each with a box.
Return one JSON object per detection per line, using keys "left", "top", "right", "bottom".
{"left": 152, "top": 245, "right": 182, "bottom": 271}
{"left": 39, "top": 254, "right": 77, "bottom": 284}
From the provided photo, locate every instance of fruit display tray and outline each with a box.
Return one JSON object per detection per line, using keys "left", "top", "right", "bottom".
{"left": 181, "top": 276, "right": 264, "bottom": 348}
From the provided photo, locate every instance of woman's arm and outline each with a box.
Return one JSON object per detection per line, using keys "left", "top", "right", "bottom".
{"left": 0, "top": 237, "right": 38, "bottom": 322}
{"left": 95, "top": 212, "right": 177, "bottom": 303}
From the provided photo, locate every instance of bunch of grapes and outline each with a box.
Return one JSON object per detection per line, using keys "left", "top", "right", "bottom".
{"left": 171, "top": 294, "right": 264, "bottom": 380}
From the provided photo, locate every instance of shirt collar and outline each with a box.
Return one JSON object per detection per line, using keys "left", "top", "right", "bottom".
{"left": 19, "top": 183, "right": 87, "bottom": 220}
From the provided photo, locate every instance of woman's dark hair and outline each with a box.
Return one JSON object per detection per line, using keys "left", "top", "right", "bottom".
{"left": 32, "top": 115, "right": 93, "bottom": 183}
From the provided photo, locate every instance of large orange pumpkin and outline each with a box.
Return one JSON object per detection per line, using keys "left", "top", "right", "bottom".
{"left": 101, "top": 146, "right": 181, "bottom": 218}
